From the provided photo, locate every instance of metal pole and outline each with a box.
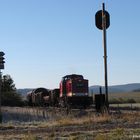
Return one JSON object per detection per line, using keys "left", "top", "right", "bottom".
{"left": 0, "top": 71, "right": 2, "bottom": 123}
{"left": 102, "top": 3, "right": 109, "bottom": 108}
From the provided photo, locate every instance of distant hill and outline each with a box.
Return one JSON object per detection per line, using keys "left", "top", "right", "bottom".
{"left": 89, "top": 83, "right": 140, "bottom": 95}
{"left": 17, "top": 83, "right": 140, "bottom": 97}
{"left": 17, "top": 88, "right": 33, "bottom": 97}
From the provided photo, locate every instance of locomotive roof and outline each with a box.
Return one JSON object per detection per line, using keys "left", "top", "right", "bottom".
{"left": 62, "top": 74, "right": 83, "bottom": 81}
{"left": 33, "top": 87, "right": 48, "bottom": 94}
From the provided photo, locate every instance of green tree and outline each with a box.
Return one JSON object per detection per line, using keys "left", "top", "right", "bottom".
{"left": 1, "top": 74, "right": 23, "bottom": 106}
{"left": 1, "top": 74, "right": 16, "bottom": 92}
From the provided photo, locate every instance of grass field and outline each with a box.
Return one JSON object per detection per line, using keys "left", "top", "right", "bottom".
{"left": 1, "top": 91, "right": 140, "bottom": 139}
{"left": 0, "top": 106, "right": 140, "bottom": 140}
{"left": 108, "top": 92, "right": 140, "bottom": 102}
{"left": 110, "top": 103, "right": 140, "bottom": 109}
{"left": 91, "top": 91, "right": 140, "bottom": 103}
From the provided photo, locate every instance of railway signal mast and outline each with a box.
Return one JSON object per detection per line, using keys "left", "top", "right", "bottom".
{"left": 95, "top": 3, "right": 110, "bottom": 109}
{"left": 0, "top": 51, "right": 5, "bottom": 123}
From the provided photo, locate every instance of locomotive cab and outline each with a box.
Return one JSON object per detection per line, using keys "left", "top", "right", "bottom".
{"left": 60, "top": 74, "right": 93, "bottom": 107}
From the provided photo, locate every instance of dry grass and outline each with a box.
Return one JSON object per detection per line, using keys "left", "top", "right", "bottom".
{"left": 0, "top": 107, "right": 140, "bottom": 139}
{"left": 109, "top": 92, "right": 140, "bottom": 103}
{"left": 39, "top": 113, "right": 111, "bottom": 128}
{"left": 120, "top": 112, "right": 140, "bottom": 123}
{"left": 23, "top": 132, "right": 38, "bottom": 140}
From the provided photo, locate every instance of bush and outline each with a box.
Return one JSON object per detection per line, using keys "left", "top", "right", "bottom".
{"left": 1, "top": 91, "right": 24, "bottom": 106}
{"left": 110, "top": 98, "right": 136, "bottom": 104}
{"left": 1, "top": 74, "right": 24, "bottom": 106}
{"left": 109, "top": 98, "right": 124, "bottom": 104}
{"left": 126, "top": 98, "right": 136, "bottom": 103}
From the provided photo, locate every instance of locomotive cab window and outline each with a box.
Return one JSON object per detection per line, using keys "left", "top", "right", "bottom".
{"left": 77, "top": 83, "right": 83, "bottom": 87}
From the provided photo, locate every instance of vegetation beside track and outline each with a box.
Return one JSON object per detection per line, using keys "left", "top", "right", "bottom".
{"left": 0, "top": 107, "right": 140, "bottom": 139}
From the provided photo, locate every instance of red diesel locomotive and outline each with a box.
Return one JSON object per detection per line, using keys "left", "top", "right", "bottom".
{"left": 27, "top": 74, "right": 93, "bottom": 108}
{"left": 59, "top": 74, "right": 93, "bottom": 107}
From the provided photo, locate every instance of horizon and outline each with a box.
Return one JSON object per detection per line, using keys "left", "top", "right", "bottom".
{"left": 0, "top": 0, "right": 140, "bottom": 89}
{"left": 18, "top": 82, "right": 140, "bottom": 90}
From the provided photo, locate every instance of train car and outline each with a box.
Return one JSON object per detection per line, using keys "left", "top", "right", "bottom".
{"left": 26, "top": 91, "right": 32, "bottom": 106}
{"left": 49, "top": 88, "right": 60, "bottom": 106}
{"left": 59, "top": 74, "right": 93, "bottom": 108}
{"left": 26, "top": 74, "right": 93, "bottom": 108}
{"left": 43, "top": 89, "right": 60, "bottom": 106}
{"left": 27, "top": 88, "right": 49, "bottom": 106}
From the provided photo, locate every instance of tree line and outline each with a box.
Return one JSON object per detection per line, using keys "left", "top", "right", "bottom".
{"left": 1, "top": 74, "right": 24, "bottom": 106}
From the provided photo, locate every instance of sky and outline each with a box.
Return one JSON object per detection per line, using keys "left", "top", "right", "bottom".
{"left": 0, "top": 0, "right": 140, "bottom": 89}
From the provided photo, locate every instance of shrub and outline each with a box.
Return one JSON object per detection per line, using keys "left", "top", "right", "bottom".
{"left": 23, "top": 132, "right": 38, "bottom": 140}
{"left": 2, "top": 91, "right": 24, "bottom": 106}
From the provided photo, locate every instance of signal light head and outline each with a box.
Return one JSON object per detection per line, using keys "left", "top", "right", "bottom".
{"left": 0, "top": 51, "right": 5, "bottom": 69}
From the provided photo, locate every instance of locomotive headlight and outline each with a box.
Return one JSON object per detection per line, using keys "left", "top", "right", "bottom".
{"left": 73, "top": 93, "right": 75, "bottom": 96}
{"left": 68, "top": 92, "right": 73, "bottom": 96}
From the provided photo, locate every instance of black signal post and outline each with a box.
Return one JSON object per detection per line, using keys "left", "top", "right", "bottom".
{"left": 0, "top": 51, "right": 5, "bottom": 123}
{"left": 95, "top": 3, "right": 110, "bottom": 109}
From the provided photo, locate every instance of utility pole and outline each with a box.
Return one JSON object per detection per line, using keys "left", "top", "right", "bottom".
{"left": 102, "top": 3, "right": 109, "bottom": 108}
{"left": 95, "top": 3, "right": 110, "bottom": 109}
